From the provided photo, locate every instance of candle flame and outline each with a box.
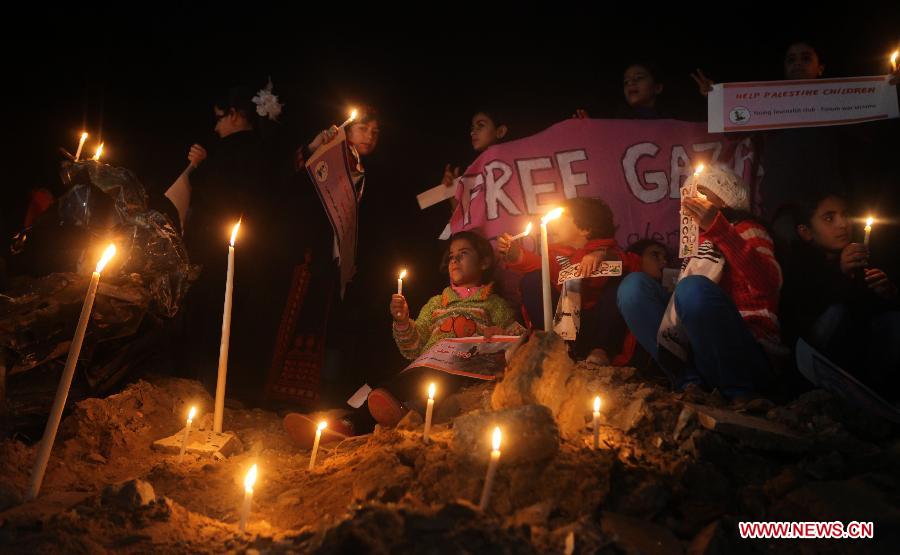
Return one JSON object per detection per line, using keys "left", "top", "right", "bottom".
{"left": 317, "top": 421, "right": 327, "bottom": 432}
{"left": 244, "top": 464, "right": 257, "bottom": 492}
{"left": 593, "top": 396, "right": 601, "bottom": 413}
{"left": 891, "top": 50, "right": 899, "bottom": 69}
{"left": 349, "top": 108, "right": 358, "bottom": 122}
{"left": 522, "top": 222, "right": 533, "bottom": 236}
{"left": 865, "top": 216, "right": 874, "bottom": 228}
{"left": 399, "top": 269, "right": 407, "bottom": 280}
{"left": 694, "top": 163, "right": 705, "bottom": 175}
{"left": 541, "top": 207, "right": 564, "bottom": 224}
{"left": 80, "top": 132, "right": 88, "bottom": 141}
{"left": 92, "top": 142, "right": 104, "bottom": 161}
{"left": 95, "top": 244, "right": 117, "bottom": 273}
{"left": 187, "top": 406, "right": 197, "bottom": 421}
{"left": 230, "top": 219, "right": 241, "bottom": 247}
{"left": 428, "top": 382, "right": 436, "bottom": 400}
{"left": 491, "top": 426, "right": 502, "bottom": 451}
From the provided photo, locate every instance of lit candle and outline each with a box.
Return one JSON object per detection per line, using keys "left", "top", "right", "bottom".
{"left": 179, "top": 406, "right": 197, "bottom": 461}
{"left": 26, "top": 244, "right": 116, "bottom": 500}
{"left": 509, "top": 222, "right": 533, "bottom": 241}
{"left": 540, "top": 207, "right": 564, "bottom": 332}
{"left": 478, "top": 427, "right": 502, "bottom": 511}
{"left": 864, "top": 216, "right": 874, "bottom": 247}
{"left": 339, "top": 108, "right": 358, "bottom": 129}
{"left": 74, "top": 132, "right": 88, "bottom": 162}
{"left": 397, "top": 269, "right": 407, "bottom": 296}
{"left": 309, "top": 421, "right": 327, "bottom": 470}
{"left": 891, "top": 50, "right": 899, "bottom": 73}
{"left": 91, "top": 142, "right": 104, "bottom": 161}
{"left": 239, "top": 464, "right": 257, "bottom": 532}
{"left": 592, "top": 396, "right": 601, "bottom": 450}
{"left": 213, "top": 220, "right": 241, "bottom": 434}
{"left": 423, "top": 383, "right": 436, "bottom": 442}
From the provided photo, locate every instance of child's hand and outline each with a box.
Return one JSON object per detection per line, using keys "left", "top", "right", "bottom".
{"left": 390, "top": 294, "right": 409, "bottom": 323}
{"left": 308, "top": 126, "right": 340, "bottom": 152}
{"left": 840, "top": 243, "right": 869, "bottom": 275}
{"left": 682, "top": 197, "right": 719, "bottom": 231}
{"left": 497, "top": 233, "right": 523, "bottom": 264}
{"left": 187, "top": 144, "right": 207, "bottom": 168}
{"left": 482, "top": 326, "right": 505, "bottom": 341}
{"left": 578, "top": 249, "right": 608, "bottom": 277}
{"left": 441, "top": 163, "right": 460, "bottom": 188}
{"left": 690, "top": 68, "right": 715, "bottom": 96}
{"left": 864, "top": 268, "right": 897, "bottom": 299}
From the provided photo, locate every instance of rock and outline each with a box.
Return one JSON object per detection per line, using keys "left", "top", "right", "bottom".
{"left": 396, "top": 410, "right": 423, "bottom": 431}
{"left": 0, "top": 482, "right": 22, "bottom": 512}
{"left": 451, "top": 404, "right": 560, "bottom": 465}
{"left": 86, "top": 452, "right": 108, "bottom": 464}
{"left": 600, "top": 511, "right": 683, "bottom": 555}
{"left": 102, "top": 479, "right": 156, "bottom": 509}
{"left": 763, "top": 467, "right": 804, "bottom": 501}
{"left": 687, "top": 520, "right": 738, "bottom": 555}
{"left": 691, "top": 404, "right": 812, "bottom": 453}
{"left": 741, "top": 398, "right": 775, "bottom": 414}
{"left": 492, "top": 332, "right": 604, "bottom": 439}
{"left": 508, "top": 501, "right": 554, "bottom": 528}
{"left": 606, "top": 397, "right": 648, "bottom": 433}
{"left": 616, "top": 479, "right": 670, "bottom": 518}
{"left": 673, "top": 406, "right": 696, "bottom": 441}
{"left": 804, "top": 451, "right": 844, "bottom": 480}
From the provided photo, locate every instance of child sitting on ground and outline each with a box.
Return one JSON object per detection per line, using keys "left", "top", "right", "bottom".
{"left": 497, "top": 197, "right": 641, "bottom": 364}
{"left": 282, "top": 231, "right": 524, "bottom": 445}
{"left": 779, "top": 192, "right": 899, "bottom": 394}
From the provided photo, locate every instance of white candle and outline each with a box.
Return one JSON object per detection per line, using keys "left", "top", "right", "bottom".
{"left": 239, "top": 464, "right": 257, "bottom": 532}
{"left": 339, "top": 108, "right": 358, "bottom": 129}
{"left": 27, "top": 244, "right": 116, "bottom": 500}
{"left": 592, "top": 396, "right": 601, "bottom": 450}
{"left": 397, "top": 269, "right": 407, "bottom": 296}
{"left": 478, "top": 427, "right": 502, "bottom": 511}
{"left": 179, "top": 406, "right": 197, "bottom": 461}
{"left": 540, "top": 208, "right": 563, "bottom": 332}
{"left": 864, "top": 216, "right": 874, "bottom": 247}
{"left": 309, "top": 421, "right": 327, "bottom": 470}
{"left": 74, "top": 132, "right": 88, "bottom": 162}
{"left": 91, "top": 142, "right": 104, "bottom": 162}
{"left": 509, "top": 222, "right": 533, "bottom": 241}
{"left": 214, "top": 220, "right": 241, "bottom": 434}
{"left": 423, "top": 383, "right": 435, "bottom": 442}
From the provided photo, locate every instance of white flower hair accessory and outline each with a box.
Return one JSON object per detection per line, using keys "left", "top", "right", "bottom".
{"left": 252, "top": 77, "right": 283, "bottom": 121}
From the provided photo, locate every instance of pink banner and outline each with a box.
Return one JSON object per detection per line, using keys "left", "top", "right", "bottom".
{"left": 448, "top": 118, "right": 756, "bottom": 253}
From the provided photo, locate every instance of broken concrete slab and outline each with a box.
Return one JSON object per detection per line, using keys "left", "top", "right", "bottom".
{"left": 689, "top": 404, "right": 812, "bottom": 453}
{"left": 101, "top": 479, "right": 156, "bottom": 509}
{"left": 452, "top": 404, "right": 559, "bottom": 465}
{"left": 152, "top": 428, "right": 243, "bottom": 458}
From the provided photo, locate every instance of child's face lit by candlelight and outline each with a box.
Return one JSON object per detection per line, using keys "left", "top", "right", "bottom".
{"left": 348, "top": 120, "right": 380, "bottom": 156}
{"left": 784, "top": 43, "right": 825, "bottom": 80}
{"left": 549, "top": 214, "right": 590, "bottom": 248}
{"left": 470, "top": 113, "right": 507, "bottom": 152}
{"left": 447, "top": 238, "right": 489, "bottom": 287}
{"left": 623, "top": 65, "right": 663, "bottom": 109}
{"left": 797, "top": 196, "right": 851, "bottom": 252}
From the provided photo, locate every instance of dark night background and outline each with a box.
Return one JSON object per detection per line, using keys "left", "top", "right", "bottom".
{"left": 3, "top": 6, "right": 900, "bottom": 380}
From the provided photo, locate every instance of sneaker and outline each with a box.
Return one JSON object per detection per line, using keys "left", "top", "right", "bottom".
{"left": 283, "top": 412, "right": 353, "bottom": 448}
{"left": 367, "top": 388, "right": 407, "bottom": 428}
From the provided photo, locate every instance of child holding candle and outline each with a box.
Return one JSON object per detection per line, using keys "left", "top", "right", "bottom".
{"left": 617, "top": 164, "right": 784, "bottom": 401}
{"left": 498, "top": 197, "right": 641, "bottom": 364}
{"left": 283, "top": 231, "right": 524, "bottom": 442}
{"left": 779, "top": 192, "right": 899, "bottom": 393}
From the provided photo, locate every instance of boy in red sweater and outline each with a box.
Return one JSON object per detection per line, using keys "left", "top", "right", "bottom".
{"left": 498, "top": 197, "right": 641, "bottom": 363}
{"left": 617, "top": 164, "right": 783, "bottom": 400}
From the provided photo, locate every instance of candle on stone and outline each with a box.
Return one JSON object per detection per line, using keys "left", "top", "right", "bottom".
{"left": 26, "top": 244, "right": 116, "bottom": 500}
{"left": 74, "top": 132, "right": 88, "bottom": 162}
{"left": 340, "top": 108, "right": 358, "bottom": 129}
{"left": 509, "top": 222, "right": 533, "bottom": 241}
{"left": 397, "top": 269, "right": 407, "bottom": 296}
{"left": 592, "top": 396, "right": 601, "bottom": 449}
{"left": 478, "top": 427, "right": 502, "bottom": 511}
{"left": 213, "top": 220, "right": 241, "bottom": 434}
{"left": 179, "top": 406, "right": 197, "bottom": 461}
{"left": 309, "top": 421, "right": 327, "bottom": 470}
{"left": 91, "top": 142, "right": 104, "bottom": 161}
{"left": 864, "top": 216, "right": 874, "bottom": 247}
{"left": 239, "top": 464, "right": 257, "bottom": 532}
{"left": 540, "top": 207, "right": 564, "bottom": 331}
{"left": 423, "top": 383, "right": 436, "bottom": 442}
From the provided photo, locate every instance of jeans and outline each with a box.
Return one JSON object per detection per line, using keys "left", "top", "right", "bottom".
{"left": 617, "top": 272, "right": 771, "bottom": 398}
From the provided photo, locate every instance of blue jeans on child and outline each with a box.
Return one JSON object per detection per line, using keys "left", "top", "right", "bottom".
{"left": 617, "top": 272, "right": 770, "bottom": 399}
